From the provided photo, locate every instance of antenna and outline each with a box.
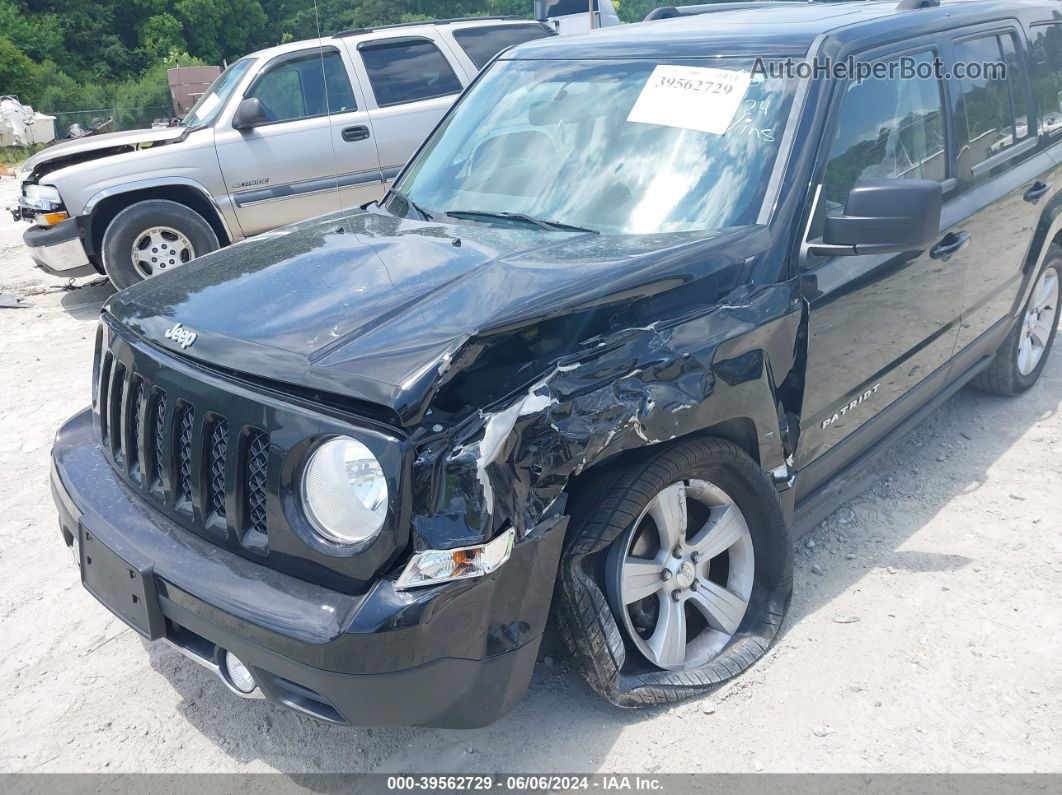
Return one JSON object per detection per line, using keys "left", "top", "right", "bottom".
{"left": 312, "top": 0, "right": 342, "bottom": 212}
{"left": 897, "top": 0, "right": 941, "bottom": 10}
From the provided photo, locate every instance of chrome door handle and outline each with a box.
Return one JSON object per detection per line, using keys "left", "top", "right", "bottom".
{"left": 930, "top": 231, "right": 971, "bottom": 261}
{"left": 1024, "top": 181, "right": 1051, "bottom": 203}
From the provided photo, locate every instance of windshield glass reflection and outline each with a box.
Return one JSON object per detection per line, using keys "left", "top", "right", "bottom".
{"left": 390, "top": 58, "right": 795, "bottom": 236}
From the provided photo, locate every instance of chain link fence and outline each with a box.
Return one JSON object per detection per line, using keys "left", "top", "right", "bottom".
{"left": 45, "top": 105, "right": 175, "bottom": 138}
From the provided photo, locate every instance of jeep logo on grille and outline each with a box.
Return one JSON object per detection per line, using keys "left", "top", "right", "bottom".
{"left": 164, "top": 322, "right": 198, "bottom": 349}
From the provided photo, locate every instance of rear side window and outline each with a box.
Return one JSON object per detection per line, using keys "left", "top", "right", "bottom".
{"left": 548, "top": 0, "right": 602, "bottom": 13}
{"left": 822, "top": 50, "right": 946, "bottom": 214}
{"left": 1030, "top": 23, "right": 1062, "bottom": 136}
{"left": 249, "top": 49, "right": 356, "bottom": 123}
{"left": 359, "top": 38, "right": 463, "bottom": 107}
{"left": 453, "top": 24, "right": 552, "bottom": 70}
{"left": 952, "top": 32, "right": 1029, "bottom": 182}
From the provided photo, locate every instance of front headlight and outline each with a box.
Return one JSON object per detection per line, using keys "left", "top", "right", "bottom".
{"left": 24, "top": 183, "right": 62, "bottom": 207}
{"left": 300, "top": 436, "right": 388, "bottom": 546}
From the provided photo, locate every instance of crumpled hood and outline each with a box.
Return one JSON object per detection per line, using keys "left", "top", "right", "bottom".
{"left": 21, "top": 126, "right": 187, "bottom": 176}
{"left": 106, "top": 208, "right": 770, "bottom": 425}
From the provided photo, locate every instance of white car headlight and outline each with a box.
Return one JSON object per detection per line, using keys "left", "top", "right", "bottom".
{"left": 300, "top": 437, "right": 388, "bottom": 546}
{"left": 24, "top": 183, "right": 62, "bottom": 207}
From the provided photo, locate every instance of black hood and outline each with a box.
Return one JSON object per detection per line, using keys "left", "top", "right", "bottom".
{"left": 106, "top": 208, "right": 770, "bottom": 425}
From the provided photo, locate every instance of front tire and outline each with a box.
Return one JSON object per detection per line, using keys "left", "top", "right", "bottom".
{"left": 101, "top": 199, "right": 219, "bottom": 289}
{"left": 972, "top": 248, "right": 1061, "bottom": 396}
{"left": 555, "top": 437, "right": 792, "bottom": 707}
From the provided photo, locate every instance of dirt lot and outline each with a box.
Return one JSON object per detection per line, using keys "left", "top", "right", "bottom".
{"left": 0, "top": 173, "right": 1059, "bottom": 775}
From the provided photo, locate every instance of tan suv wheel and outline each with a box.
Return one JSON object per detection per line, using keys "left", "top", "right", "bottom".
{"left": 101, "top": 199, "right": 219, "bottom": 290}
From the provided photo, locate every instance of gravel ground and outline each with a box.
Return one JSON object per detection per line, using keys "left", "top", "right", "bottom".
{"left": 0, "top": 174, "right": 1060, "bottom": 774}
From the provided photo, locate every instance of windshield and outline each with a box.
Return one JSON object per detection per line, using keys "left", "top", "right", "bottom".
{"left": 182, "top": 58, "right": 256, "bottom": 128}
{"left": 388, "top": 58, "right": 795, "bottom": 235}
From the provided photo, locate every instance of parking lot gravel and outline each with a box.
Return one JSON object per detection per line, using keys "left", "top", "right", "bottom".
{"left": 0, "top": 174, "right": 1059, "bottom": 774}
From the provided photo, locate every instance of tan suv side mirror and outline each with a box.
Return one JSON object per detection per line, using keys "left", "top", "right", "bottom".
{"left": 233, "top": 98, "right": 267, "bottom": 131}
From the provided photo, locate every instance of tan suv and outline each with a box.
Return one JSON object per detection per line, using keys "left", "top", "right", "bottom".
{"left": 14, "top": 17, "right": 553, "bottom": 288}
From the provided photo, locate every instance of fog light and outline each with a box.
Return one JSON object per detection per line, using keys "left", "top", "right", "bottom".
{"left": 221, "top": 651, "right": 256, "bottom": 694}
{"left": 395, "top": 528, "right": 515, "bottom": 590}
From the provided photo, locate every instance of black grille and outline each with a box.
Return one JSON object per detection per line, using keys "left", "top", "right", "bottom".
{"left": 97, "top": 361, "right": 273, "bottom": 546}
{"left": 109, "top": 365, "right": 126, "bottom": 467}
{"left": 244, "top": 430, "right": 269, "bottom": 536}
{"left": 175, "top": 405, "right": 194, "bottom": 506}
{"left": 130, "top": 378, "right": 144, "bottom": 479}
{"left": 151, "top": 392, "right": 166, "bottom": 488}
{"left": 93, "top": 316, "right": 398, "bottom": 590}
{"left": 91, "top": 324, "right": 314, "bottom": 560}
{"left": 99, "top": 353, "right": 113, "bottom": 445}
{"left": 206, "top": 418, "right": 227, "bottom": 518}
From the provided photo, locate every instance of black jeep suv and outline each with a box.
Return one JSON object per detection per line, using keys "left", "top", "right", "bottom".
{"left": 51, "top": 0, "right": 1062, "bottom": 727}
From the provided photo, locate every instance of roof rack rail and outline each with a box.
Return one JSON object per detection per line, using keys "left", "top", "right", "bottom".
{"left": 643, "top": 2, "right": 841, "bottom": 23}
{"left": 334, "top": 16, "right": 522, "bottom": 38}
{"left": 643, "top": 0, "right": 943, "bottom": 25}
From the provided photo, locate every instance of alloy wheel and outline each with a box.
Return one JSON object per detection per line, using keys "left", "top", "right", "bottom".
{"left": 1017, "top": 267, "right": 1060, "bottom": 376}
{"left": 606, "top": 478, "right": 755, "bottom": 671}
{"left": 130, "top": 226, "right": 195, "bottom": 279}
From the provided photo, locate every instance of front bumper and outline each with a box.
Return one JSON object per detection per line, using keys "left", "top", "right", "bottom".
{"left": 23, "top": 217, "right": 96, "bottom": 278}
{"left": 51, "top": 408, "right": 567, "bottom": 728}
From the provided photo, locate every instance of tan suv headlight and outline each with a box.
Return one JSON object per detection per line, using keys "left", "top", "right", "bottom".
{"left": 23, "top": 184, "right": 67, "bottom": 225}
{"left": 24, "top": 183, "right": 61, "bottom": 206}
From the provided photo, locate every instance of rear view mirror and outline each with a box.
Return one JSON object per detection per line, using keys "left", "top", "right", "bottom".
{"left": 233, "top": 97, "right": 267, "bottom": 131}
{"left": 813, "top": 179, "right": 942, "bottom": 257}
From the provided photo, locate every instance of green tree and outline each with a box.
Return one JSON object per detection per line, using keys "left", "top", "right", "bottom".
{"left": 140, "top": 13, "right": 186, "bottom": 54}
{"left": 7, "top": 0, "right": 679, "bottom": 130}
{"left": 0, "top": 35, "right": 38, "bottom": 102}
{"left": 613, "top": 0, "right": 659, "bottom": 23}
{"left": 0, "top": 0, "right": 63, "bottom": 65}
{"left": 174, "top": 0, "right": 268, "bottom": 64}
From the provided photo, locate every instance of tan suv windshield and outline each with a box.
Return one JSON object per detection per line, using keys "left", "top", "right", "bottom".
{"left": 182, "top": 58, "right": 255, "bottom": 128}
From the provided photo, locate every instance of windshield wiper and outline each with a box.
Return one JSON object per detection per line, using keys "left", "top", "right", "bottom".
{"left": 444, "top": 209, "right": 598, "bottom": 234}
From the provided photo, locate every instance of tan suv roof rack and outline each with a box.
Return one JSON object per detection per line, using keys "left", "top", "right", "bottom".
{"left": 334, "top": 16, "right": 523, "bottom": 38}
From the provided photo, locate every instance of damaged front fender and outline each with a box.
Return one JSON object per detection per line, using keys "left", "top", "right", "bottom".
{"left": 411, "top": 278, "right": 805, "bottom": 551}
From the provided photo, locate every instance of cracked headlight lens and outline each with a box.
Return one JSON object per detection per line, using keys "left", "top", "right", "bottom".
{"left": 301, "top": 437, "right": 387, "bottom": 546}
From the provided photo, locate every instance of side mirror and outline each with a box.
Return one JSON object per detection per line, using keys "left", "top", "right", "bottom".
{"left": 533, "top": 0, "right": 552, "bottom": 21}
{"left": 813, "top": 179, "right": 942, "bottom": 257}
{"left": 233, "top": 97, "right": 266, "bottom": 131}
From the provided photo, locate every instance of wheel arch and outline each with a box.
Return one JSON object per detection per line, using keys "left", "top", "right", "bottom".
{"left": 563, "top": 417, "right": 764, "bottom": 507}
{"left": 1018, "top": 185, "right": 1062, "bottom": 317}
{"left": 1049, "top": 227, "right": 1062, "bottom": 253}
{"left": 84, "top": 182, "right": 232, "bottom": 265}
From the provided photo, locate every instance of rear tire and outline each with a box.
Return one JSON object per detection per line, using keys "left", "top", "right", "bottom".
{"left": 555, "top": 437, "right": 792, "bottom": 707}
{"left": 101, "top": 199, "right": 219, "bottom": 290}
{"left": 972, "top": 247, "right": 1061, "bottom": 396}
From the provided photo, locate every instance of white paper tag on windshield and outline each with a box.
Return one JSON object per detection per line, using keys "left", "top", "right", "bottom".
{"left": 196, "top": 92, "right": 220, "bottom": 116}
{"left": 626, "top": 65, "right": 752, "bottom": 135}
